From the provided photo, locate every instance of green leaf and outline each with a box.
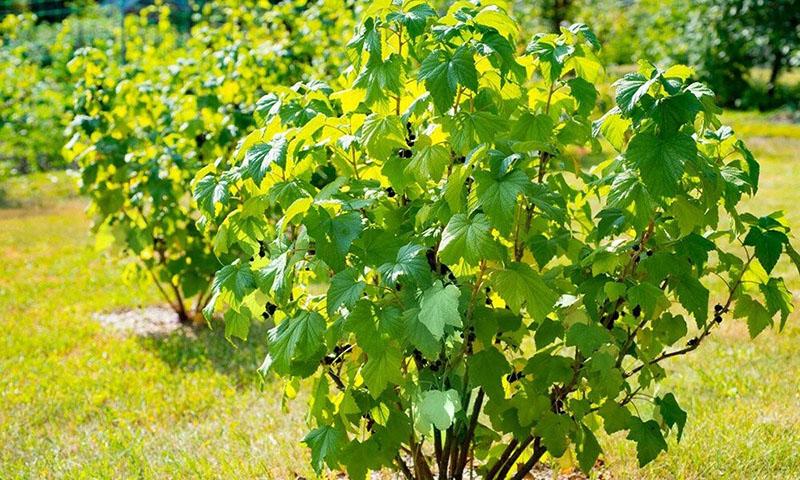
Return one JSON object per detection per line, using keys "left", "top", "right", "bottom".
{"left": 245, "top": 133, "right": 288, "bottom": 185}
{"left": 614, "top": 73, "right": 656, "bottom": 114}
{"left": 303, "top": 425, "right": 343, "bottom": 474}
{"left": 628, "top": 283, "right": 670, "bottom": 320}
{"left": 360, "top": 114, "right": 407, "bottom": 159}
{"left": 405, "top": 138, "right": 450, "bottom": 183}
{"left": 387, "top": 4, "right": 436, "bottom": 37}
{"left": 652, "top": 92, "right": 702, "bottom": 132}
{"left": 378, "top": 244, "right": 431, "bottom": 286}
{"left": 265, "top": 310, "right": 326, "bottom": 374}
{"left": 194, "top": 174, "right": 229, "bottom": 215}
{"left": 417, "top": 389, "right": 461, "bottom": 431}
{"left": 438, "top": 213, "right": 498, "bottom": 266}
{"left": 744, "top": 227, "right": 786, "bottom": 274}
{"left": 446, "top": 110, "right": 503, "bottom": 155}
{"left": 473, "top": 5, "right": 518, "bottom": 38}
{"left": 213, "top": 262, "right": 256, "bottom": 301}
{"left": 362, "top": 343, "right": 403, "bottom": 397}
{"left": 673, "top": 274, "right": 709, "bottom": 327}
{"left": 327, "top": 268, "right": 366, "bottom": 316}
{"left": 490, "top": 262, "right": 557, "bottom": 320}
{"left": 511, "top": 112, "right": 554, "bottom": 147}
{"left": 627, "top": 419, "right": 668, "bottom": 467}
{"left": 565, "top": 322, "right": 613, "bottom": 356}
{"left": 626, "top": 131, "right": 696, "bottom": 197}
{"left": 418, "top": 280, "right": 461, "bottom": 340}
{"left": 598, "top": 401, "right": 634, "bottom": 434}
{"left": 475, "top": 169, "right": 529, "bottom": 235}
{"left": 670, "top": 196, "right": 705, "bottom": 236}
{"left": 403, "top": 308, "right": 441, "bottom": 358}
{"left": 576, "top": 425, "right": 602, "bottom": 473}
{"left": 656, "top": 393, "right": 687, "bottom": 441}
{"left": 594, "top": 109, "right": 631, "bottom": 151}
{"left": 354, "top": 55, "right": 404, "bottom": 105}
{"left": 734, "top": 295, "right": 772, "bottom": 339}
{"left": 305, "top": 209, "right": 363, "bottom": 272}
{"left": 467, "top": 347, "right": 509, "bottom": 400}
{"left": 536, "top": 411, "right": 571, "bottom": 457}
{"left": 760, "top": 278, "right": 794, "bottom": 329}
{"left": 418, "top": 46, "right": 478, "bottom": 112}
{"left": 569, "top": 77, "right": 598, "bottom": 116}
{"left": 223, "top": 309, "right": 250, "bottom": 341}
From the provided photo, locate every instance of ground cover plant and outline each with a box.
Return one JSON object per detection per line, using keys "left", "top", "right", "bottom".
{"left": 196, "top": 1, "right": 798, "bottom": 478}
{"left": 64, "top": 0, "right": 354, "bottom": 324}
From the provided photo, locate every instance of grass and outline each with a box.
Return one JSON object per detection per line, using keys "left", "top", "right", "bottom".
{"left": 0, "top": 110, "right": 798, "bottom": 479}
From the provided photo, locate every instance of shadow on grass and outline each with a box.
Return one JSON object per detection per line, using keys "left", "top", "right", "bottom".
{"left": 137, "top": 319, "right": 273, "bottom": 388}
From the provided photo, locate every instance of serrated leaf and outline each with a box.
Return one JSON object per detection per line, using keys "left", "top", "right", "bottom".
{"left": 387, "top": 4, "right": 436, "bottom": 37}
{"left": 266, "top": 310, "right": 326, "bottom": 374}
{"left": 565, "top": 322, "right": 613, "bottom": 356}
{"left": 223, "top": 308, "right": 250, "bottom": 341}
{"left": 360, "top": 114, "right": 407, "bottom": 159}
{"left": 405, "top": 139, "right": 450, "bottom": 183}
{"left": 418, "top": 280, "right": 461, "bottom": 339}
{"left": 626, "top": 131, "right": 696, "bottom": 197}
{"left": 467, "top": 347, "right": 509, "bottom": 400}
{"left": 475, "top": 169, "right": 529, "bottom": 235}
{"left": 656, "top": 393, "right": 687, "bottom": 441}
{"left": 627, "top": 419, "right": 668, "bottom": 467}
{"left": 418, "top": 46, "right": 478, "bottom": 112}
{"left": 327, "top": 268, "right": 366, "bottom": 316}
{"left": 744, "top": 227, "right": 786, "bottom": 274}
{"left": 303, "top": 426, "right": 343, "bottom": 474}
{"left": 378, "top": 244, "right": 431, "bottom": 285}
{"left": 417, "top": 389, "right": 461, "bottom": 431}
{"left": 734, "top": 295, "right": 772, "bottom": 339}
{"left": 490, "top": 262, "right": 557, "bottom": 320}
{"left": 213, "top": 262, "right": 256, "bottom": 301}
{"left": 576, "top": 425, "right": 601, "bottom": 473}
{"left": 438, "top": 213, "right": 498, "bottom": 266}
{"left": 362, "top": 343, "right": 403, "bottom": 397}
{"left": 245, "top": 134, "right": 288, "bottom": 185}
{"left": 673, "top": 274, "right": 709, "bottom": 327}
{"left": 614, "top": 73, "right": 656, "bottom": 114}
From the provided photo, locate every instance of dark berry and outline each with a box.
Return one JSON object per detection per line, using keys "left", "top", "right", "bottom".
{"left": 714, "top": 304, "right": 723, "bottom": 312}
{"left": 714, "top": 315, "right": 722, "bottom": 324}
{"left": 386, "top": 187, "right": 396, "bottom": 198}
{"left": 632, "top": 244, "right": 640, "bottom": 251}
{"left": 632, "top": 305, "right": 642, "bottom": 318}
{"left": 646, "top": 249, "right": 654, "bottom": 256}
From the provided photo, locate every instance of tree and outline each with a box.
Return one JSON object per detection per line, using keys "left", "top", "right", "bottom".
{"left": 677, "top": 0, "right": 799, "bottom": 107}
{"left": 200, "top": 2, "right": 797, "bottom": 478}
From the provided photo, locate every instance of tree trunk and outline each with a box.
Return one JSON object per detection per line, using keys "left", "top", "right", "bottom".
{"left": 766, "top": 48, "right": 784, "bottom": 101}
{"left": 550, "top": 0, "right": 572, "bottom": 33}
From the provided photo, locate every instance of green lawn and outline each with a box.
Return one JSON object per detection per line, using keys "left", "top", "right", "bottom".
{"left": 1, "top": 112, "right": 798, "bottom": 479}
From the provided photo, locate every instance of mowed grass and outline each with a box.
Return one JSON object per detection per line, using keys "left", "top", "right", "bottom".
{"left": 0, "top": 197, "right": 312, "bottom": 478}
{"left": 0, "top": 112, "right": 798, "bottom": 479}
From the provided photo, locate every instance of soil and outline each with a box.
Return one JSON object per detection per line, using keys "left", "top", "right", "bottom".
{"left": 93, "top": 306, "right": 194, "bottom": 337}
